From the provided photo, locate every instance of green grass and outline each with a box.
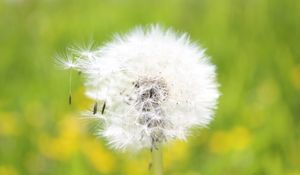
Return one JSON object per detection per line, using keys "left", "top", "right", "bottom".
{"left": 0, "top": 0, "right": 299, "bottom": 174}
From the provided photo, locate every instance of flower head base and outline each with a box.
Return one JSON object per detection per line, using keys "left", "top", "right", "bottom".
{"left": 132, "top": 76, "right": 170, "bottom": 148}
{"left": 60, "top": 25, "right": 220, "bottom": 151}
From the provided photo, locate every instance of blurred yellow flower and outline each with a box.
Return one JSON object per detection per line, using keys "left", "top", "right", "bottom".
{"left": 288, "top": 172, "right": 300, "bottom": 175}
{"left": 209, "top": 131, "right": 228, "bottom": 154}
{"left": 38, "top": 115, "right": 81, "bottom": 160}
{"left": 0, "top": 112, "right": 19, "bottom": 136}
{"left": 81, "top": 138, "right": 116, "bottom": 174}
{"left": 0, "top": 165, "right": 18, "bottom": 175}
{"left": 124, "top": 157, "right": 148, "bottom": 175}
{"left": 164, "top": 140, "right": 188, "bottom": 170}
{"left": 230, "top": 127, "right": 251, "bottom": 151}
{"left": 209, "top": 126, "right": 251, "bottom": 154}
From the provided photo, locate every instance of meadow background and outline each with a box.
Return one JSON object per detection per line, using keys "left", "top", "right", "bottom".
{"left": 0, "top": 0, "right": 299, "bottom": 174}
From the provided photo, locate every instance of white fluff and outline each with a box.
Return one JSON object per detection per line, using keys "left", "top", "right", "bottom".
{"left": 60, "top": 25, "right": 220, "bottom": 151}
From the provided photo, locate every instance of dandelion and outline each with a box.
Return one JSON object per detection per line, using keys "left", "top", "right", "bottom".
{"left": 55, "top": 54, "right": 79, "bottom": 105}
{"left": 59, "top": 25, "right": 220, "bottom": 175}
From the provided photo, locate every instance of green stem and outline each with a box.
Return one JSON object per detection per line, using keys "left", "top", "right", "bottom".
{"left": 151, "top": 145, "right": 163, "bottom": 175}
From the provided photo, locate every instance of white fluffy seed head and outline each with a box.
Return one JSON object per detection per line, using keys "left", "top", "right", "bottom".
{"left": 60, "top": 25, "right": 220, "bottom": 151}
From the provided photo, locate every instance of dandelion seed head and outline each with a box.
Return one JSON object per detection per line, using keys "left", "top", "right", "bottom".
{"left": 60, "top": 25, "right": 220, "bottom": 151}
{"left": 56, "top": 55, "right": 78, "bottom": 70}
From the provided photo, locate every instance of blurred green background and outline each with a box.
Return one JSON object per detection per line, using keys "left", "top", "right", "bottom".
{"left": 0, "top": 0, "right": 299, "bottom": 174}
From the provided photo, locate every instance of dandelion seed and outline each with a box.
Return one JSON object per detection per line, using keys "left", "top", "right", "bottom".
{"left": 101, "top": 101, "right": 106, "bottom": 115}
{"left": 58, "top": 25, "right": 220, "bottom": 151}
{"left": 68, "top": 70, "right": 73, "bottom": 105}
{"left": 69, "top": 93, "right": 72, "bottom": 105}
{"left": 55, "top": 55, "right": 78, "bottom": 70}
{"left": 93, "top": 102, "right": 98, "bottom": 115}
{"left": 56, "top": 55, "right": 77, "bottom": 105}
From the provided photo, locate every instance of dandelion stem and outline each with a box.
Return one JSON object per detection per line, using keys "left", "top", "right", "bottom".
{"left": 151, "top": 145, "right": 163, "bottom": 175}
